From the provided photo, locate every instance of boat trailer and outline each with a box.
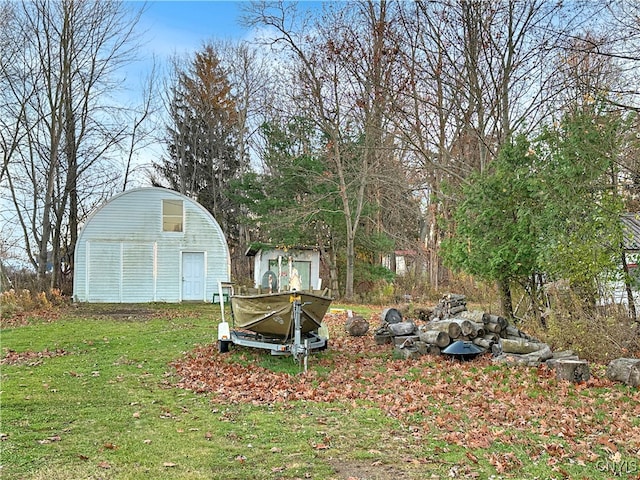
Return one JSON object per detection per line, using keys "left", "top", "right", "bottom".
{"left": 216, "top": 282, "right": 330, "bottom": 367}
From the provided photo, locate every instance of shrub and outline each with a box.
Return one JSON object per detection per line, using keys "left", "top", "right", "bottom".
{"left": 0, "top": 288, "right": 69, "bottom": 322}
{"left": 521, "top": 290, "right": 640, "bottom": 363}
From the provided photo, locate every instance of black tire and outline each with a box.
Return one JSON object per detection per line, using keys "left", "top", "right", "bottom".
{"left": 218, "top": 340, "right": 230, "bottom": 353}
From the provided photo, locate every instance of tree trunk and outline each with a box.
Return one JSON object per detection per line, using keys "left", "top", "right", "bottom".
{"left": 497, "top": 279, "right": 514, "bottom": 319}
{"left": 606, "top": 358, "right": 640, "bottom": 387}
{"left": 621, "top": 251, "right": 637, "bottom": 322}
{"left": 345, "top": 230, "right": 355, "bottom": 300}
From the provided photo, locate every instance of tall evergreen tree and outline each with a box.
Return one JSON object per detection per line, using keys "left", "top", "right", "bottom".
{"left": 154, "top": 44, "right": 245, "bottom": 261}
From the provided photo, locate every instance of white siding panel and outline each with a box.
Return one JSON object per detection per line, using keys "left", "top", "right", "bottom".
{"left": 122, "top": 243, "right": 155, "bottom": 302}
{"left": 156, "top": 242, "right": 181, "bottom": 302}
{"left": 87, "top": 242, "right": 121, "bottom": 302}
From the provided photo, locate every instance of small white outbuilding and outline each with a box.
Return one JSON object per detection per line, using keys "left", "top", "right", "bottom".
{"left": 73, "top": 187, "right": 230, "bottom": 303}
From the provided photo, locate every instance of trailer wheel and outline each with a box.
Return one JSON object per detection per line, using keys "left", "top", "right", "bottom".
{"left": 218, "top": 340, "right": 231, "bottom": 353}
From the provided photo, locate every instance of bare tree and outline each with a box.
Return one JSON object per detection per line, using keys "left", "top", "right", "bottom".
{"left": 391, "top": 0, "right": 592, "bottom": 306}
{"left": 244, "top": 0, "right": 408, "bottom": 299}
{"left": 0, "top": 0, "right": 148, "bottom": 290}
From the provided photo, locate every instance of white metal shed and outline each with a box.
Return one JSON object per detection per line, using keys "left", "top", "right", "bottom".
{"left": 73, "top": 187, "right": 230, "bottom": 303}
{"left": 245, "top": 245, "right": 322, "bottom": 293}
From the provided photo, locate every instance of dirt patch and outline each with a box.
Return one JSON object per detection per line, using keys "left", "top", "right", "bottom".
{"left": 326, "top": 458, "right": 429, "bottom": 480}
{"left": 72, "top": 304, "right": 164, "bottom": 321}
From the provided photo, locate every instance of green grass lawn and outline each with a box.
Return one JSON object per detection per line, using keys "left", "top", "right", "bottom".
{"left": 1, "top": 303, "right": 639, "bottom": 479}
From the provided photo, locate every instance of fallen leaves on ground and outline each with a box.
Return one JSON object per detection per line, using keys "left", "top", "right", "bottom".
{"left": 1, "top": 348, "right": 69, "bottom": 366}
{"left": 172, "top": 313, "right": 640, "bottom": 459}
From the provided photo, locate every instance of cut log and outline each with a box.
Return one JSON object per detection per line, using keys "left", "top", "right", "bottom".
{"left": 525, "top": 345, "right": 553, "bottom": 362}
{"left": 556, "top": 359, "right": 590, "bottom": 383}
{"left": 418, "top": 329, "right": 450, "bottom": 348}
{"left": 468, "top": 322, "right": 485, "bottom": 338}
{"left": 550, "top": 350, "right": 576, "bottom": 359}
{"left": 426, "top": 320, "right": 462, "bottom": 339}
{"left": 546, "top": 355, "right": 579, "bottom": 368}
{"left": 606, "top": 358, "right": 640, "bottom": 387}
{"left": 472, "top": 337, "right": 493, "bottom": 349}
{"left": 483, "top": 333, "right": 500, "bottom": 343}
{"left": 444, "top": 293, "right": 466, "bottom": 302}
{"left": 449, "top": 319, "right": 475, "bottom": 336}
{"left": 484, "top": 322, "right": 502, "bottom": 334}
{"left": 504, "top": 325, "right": 537, "bottom": 341}
{"left": 493, "top": 353, "right": 540, "bottom": 367}
{"left": 345, "top": 316, "right": 369, "bottom": 336}
{"left": 380, "top": 307, "right": 403, "bottom": 324}
{"left": 485, "top": 314, "right": 508, "bottom": 330}
{"left": 415, "top": 341, "right": 441, "bottom": 356}
{"left": 415, "top": 341, "right": 428, "bottom": 355}
{"left": 374, "top": 332, "right": 392, "bottom": 345}
{"left": 500, "top": 338, "right": 546, "bottom": 355}
{"left": 387, "top": 321, "right": 416, "bottom": 336}
{"left": 458, "top": 310, "right": 488, "bottom": 323}
{"left": 449, "top": 305, "right": 467, "bottom": 315}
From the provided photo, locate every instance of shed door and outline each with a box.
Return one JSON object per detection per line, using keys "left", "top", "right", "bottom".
{"left": 182, "top": 252, "right": 205, "bottom": 301}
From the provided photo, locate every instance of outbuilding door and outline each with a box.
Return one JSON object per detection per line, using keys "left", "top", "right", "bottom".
{"left": 182, "top": 252, "right": 205, "bottom": 301}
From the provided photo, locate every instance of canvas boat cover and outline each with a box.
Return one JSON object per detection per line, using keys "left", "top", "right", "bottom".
{"left": 230, "top": 291, "right": 333, "bottom": 338}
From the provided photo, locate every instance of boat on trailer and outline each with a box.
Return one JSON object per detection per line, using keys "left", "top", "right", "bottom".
{"left": 217, "top": 282, "right": 332, "bottom": 365}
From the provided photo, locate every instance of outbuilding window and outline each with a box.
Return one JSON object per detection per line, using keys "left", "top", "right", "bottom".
{"left": 162, "top": 199, "right": 183, "bottom": 232}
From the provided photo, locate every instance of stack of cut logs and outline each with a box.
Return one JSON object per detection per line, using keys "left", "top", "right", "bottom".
{"left": 375, "top": 293, "right": 591, "bottom": 381}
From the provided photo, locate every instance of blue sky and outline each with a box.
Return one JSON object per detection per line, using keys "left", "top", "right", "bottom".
{"left": 138, "top": 1, "right": 248, "bottom": 56}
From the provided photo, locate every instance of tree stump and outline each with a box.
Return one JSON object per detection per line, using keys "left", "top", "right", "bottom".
{"left": 606, "top": 358, "right": 640, "bottom": 387}
{"left": 555, "top": 359, "right": 590, "bottom": 383}
{"left": 345, "top": 316, "right": 369, "bottom": 336}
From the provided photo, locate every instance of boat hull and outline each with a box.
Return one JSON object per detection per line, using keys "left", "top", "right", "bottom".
{"left": 230, "top": 291, "right": 332, "bottom": 338}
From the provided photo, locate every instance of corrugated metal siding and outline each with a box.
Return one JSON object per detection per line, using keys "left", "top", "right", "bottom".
{"left": 73, "top": 187, "right": 229, "bottom": 303}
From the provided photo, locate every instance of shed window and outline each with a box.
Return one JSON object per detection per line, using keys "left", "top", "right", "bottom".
{"left": 162, "top": 199, "right": 183, "bottom": 232}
